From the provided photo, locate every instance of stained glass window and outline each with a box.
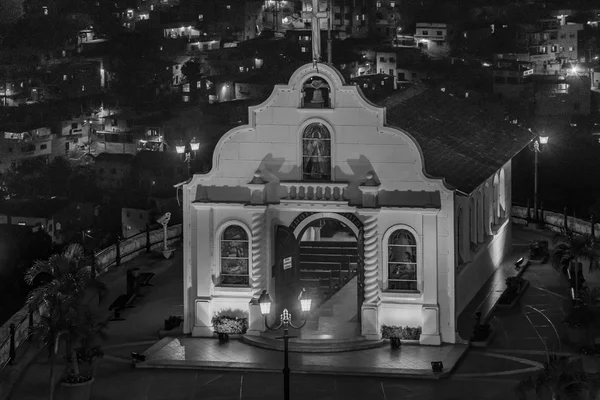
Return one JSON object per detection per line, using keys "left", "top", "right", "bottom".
{"left": 220, "top": 225, "right": 249, "bottom": 286}
{"left": 387, "top": 229, "right": 417, "bottom": 291}
{"left": 302, "top": 123, "right": 331, "bottom": 181}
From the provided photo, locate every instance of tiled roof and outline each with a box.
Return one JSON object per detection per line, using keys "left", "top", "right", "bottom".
{"left": 376, "top": 84, "right": 532, "bottom": 193}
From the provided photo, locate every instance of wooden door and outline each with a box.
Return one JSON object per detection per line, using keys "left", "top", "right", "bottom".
{"left": 274, "top": 225, "right": 300, "bottom": 316}
{"left": 356, "top": 227, "right": 365, "bottom": 323}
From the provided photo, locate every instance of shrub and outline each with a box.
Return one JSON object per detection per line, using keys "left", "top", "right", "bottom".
{"left": 505, "top": 276, "right": 524, "bottom": 293}
{"left": 212, "top": 308, "right": 249, "bottom": 334}
{"left": 380, "top": 325, "right": 422, "bottom": 340}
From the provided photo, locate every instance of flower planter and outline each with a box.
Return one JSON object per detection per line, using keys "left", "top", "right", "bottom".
{"left": 217, "top": 332, "right": 229, "bottom": 343}
{"left": 470, "top": 327, "right": 495, "bottom": 348}
{"left": 400, "top": 339, "right": 420, "bottom": 345}
{"left": 497, "top": 280, "right": 530, "bottom": 310}
{"left": 60, "top": 377, "right": 94, "bottom": 400}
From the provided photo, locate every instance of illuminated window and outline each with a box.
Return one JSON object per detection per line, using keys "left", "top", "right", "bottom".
{"left": 569, "top": 46, "right": 574, "bottom": 51}
{"left": 376, "top": 1, "right": 381, "bottom": 8}
{"left": 183, "top": 83, "right": 190, "bottom": 92}
{"left": 63, "top": 74, "right": 67, "bottom": 81}
{"left": 226, "top": 4, "right": 231, "bottom": 9}
{"left": 386, "top": 229, "right": 418, "bottom": 291}
{"left": 196, "top": 81, "right": 202, "bottom": 89}
{"left": 390, "top": 1, "right": 395, "bottom": 7}
{"left": 219, "top": 225, "right": 250, "bottom": 286}
{"left": 182, "top": 95, "right": 189, "bottom": 102}
{"left": 239, "top": 66, "right": 244, "bottom": 72}
{"left": 302, "top": 123, "right": 331, "bottom": 181}
{"left": 301, "top": 46, "right": 307, "bottom": 52}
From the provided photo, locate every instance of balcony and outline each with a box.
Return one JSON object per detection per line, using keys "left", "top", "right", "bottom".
{"left": 279, "top": 182, "right": 348, "bottom": 202}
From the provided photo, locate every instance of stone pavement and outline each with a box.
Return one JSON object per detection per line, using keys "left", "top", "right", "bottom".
{"left": 138, "top": 336, "right": 466, "bottom": 379}
{"left": 5, "top": 224, "right": 588, "bottom": 400}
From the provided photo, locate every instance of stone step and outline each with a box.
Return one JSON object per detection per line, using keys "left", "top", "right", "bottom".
{"left": 242, "top": 334, "right": 386, "bottom": 353}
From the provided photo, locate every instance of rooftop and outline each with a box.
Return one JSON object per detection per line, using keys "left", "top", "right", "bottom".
{"left": 375, "top": 84, "right": 533, "bottom": 193}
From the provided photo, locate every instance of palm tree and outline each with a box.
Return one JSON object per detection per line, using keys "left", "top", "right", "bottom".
{"left": 551, "top": 230, "right": 600, "bottom": 296}
{"left": 25, "top": 243, "right": 108, "bottom": 400}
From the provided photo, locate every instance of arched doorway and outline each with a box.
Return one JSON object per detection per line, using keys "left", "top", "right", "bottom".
{"left": 273, "top": 212, "right": 364, "bottom": 338}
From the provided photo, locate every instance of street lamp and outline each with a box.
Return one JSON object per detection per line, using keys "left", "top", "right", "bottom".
{"left": 176, "top": 137, "right": 199, "bottom": 178}
{"left": 259, "top": 288, "right": 312, "bottom": 400}
{"left": 530, "top": 134, "right": 549, "bottom": 222}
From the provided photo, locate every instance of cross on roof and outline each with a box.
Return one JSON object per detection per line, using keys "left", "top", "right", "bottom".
{"left": 310, "top": 0, "right": 329, "bottom": 62}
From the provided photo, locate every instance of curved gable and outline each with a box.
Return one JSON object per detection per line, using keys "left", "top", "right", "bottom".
{"left": 190, "top": 63, "right": 446, "bottom": 195}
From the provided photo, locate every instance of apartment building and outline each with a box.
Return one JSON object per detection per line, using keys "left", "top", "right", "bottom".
{"left": 414, "top": 22, "right": 459, "bottom": 59}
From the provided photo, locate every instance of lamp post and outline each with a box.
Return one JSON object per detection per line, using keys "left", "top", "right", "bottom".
{"left": 531, "top": 134, "right": 549, "bottom": 222}
{"left": 258, "top": 288, "right": 312, "bottom": 400}
{"left": 175, "top": 137, "right": 199, "bottom": 178}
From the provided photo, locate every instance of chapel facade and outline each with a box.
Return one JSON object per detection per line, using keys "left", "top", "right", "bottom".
{"left": 180, "top": 62, "right": 530, "bottom": 345}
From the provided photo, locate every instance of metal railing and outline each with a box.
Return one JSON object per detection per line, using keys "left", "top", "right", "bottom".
{"left": 0, "top": 223, "right": 183, "bottom": 374}
{"left": 0, "top": 311, "right": 36, "bottom": 374}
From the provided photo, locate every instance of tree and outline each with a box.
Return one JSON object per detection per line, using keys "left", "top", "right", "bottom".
{"left": 551, "top": 231, "right": 600, "bottom": 296}
{"left": 181, "top": 60, "right": 201, "bottom": 83}
{"left": 25, "top": 243, "right": 107, "bottom": 400}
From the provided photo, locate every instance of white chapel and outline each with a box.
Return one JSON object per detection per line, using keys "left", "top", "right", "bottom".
{"left": 179, "top": 58, "right": 532, "bottom": 345}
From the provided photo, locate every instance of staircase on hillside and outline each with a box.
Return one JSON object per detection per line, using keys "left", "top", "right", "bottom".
{"left": 299, "top": 241, "right": 358, "bottom": 306}
{"left": 301, "top": 276, "right": 361, "bottom": 339}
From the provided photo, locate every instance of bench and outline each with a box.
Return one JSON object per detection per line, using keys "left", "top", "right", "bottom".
{"left": 138, "top": 272, "right": 155, "bottom": 287}
{"left": 108, "top": 293, "right": 136, "bottom": 321}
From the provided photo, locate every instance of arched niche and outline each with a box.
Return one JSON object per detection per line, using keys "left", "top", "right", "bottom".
{"left": 301, "top": 76, "right": 331, "bottom": 108}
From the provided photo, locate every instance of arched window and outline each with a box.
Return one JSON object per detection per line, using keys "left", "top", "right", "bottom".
{"left": 499, "top": 169, "right": 506, "bottom": 218}
{"left": 387, "top": 229, "right": 418, "bottom": 291}
{"left": 469, "top": 197, "right": 476, "bottom": 245}
{"left": 457, "top": 207, "right": 464, "bottom": 266}
{"left": 219, "top": 225, "right": 250, "bottom": 286}
{"left": 302, "top": 123, "right": 331, "bottom": 181}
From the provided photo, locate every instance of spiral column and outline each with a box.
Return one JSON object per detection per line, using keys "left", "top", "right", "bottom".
{"left": 250, "top": 211, "right": 266, "bottom": 299}
{"left": 362, "top": 212, "right": 379, "bottom": 305}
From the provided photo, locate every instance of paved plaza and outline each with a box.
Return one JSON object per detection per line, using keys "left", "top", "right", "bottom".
{"left": 2, "top": 225, "right": 588, "bottom": 400}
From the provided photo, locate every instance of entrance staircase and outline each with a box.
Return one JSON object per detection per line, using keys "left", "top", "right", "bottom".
{"left": 242, "top": 279, "right": 386, "bottom": 352}
{"left": 298, "top": 241, "right": 358, "bottom": 306}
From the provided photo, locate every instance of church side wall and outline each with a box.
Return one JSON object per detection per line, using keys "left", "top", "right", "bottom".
{"left": 455, "top": 161, "right": 512, "bottom": 318}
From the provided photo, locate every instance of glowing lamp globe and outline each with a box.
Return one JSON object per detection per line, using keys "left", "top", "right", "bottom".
{"left": 190, "top": 138, "right": 200, "bottom": 151}
{"left": 539, "top": 136, "right": 549, "bottom": 145}
{"left": 298, "top": 288, "right": 311, "bottom": 313}
{"left": 175, "top": 144, "right": 186, "bottom": 154}
{"left": 258, "top": 290, "right": 272, "bottom": 315}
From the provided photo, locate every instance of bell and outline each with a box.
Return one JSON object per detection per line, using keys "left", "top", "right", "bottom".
{"left": 310, "top": 88, "right": 325, "bottom": 104}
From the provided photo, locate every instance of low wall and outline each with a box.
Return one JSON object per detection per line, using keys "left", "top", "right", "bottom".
{"left": 0, "top": 223, "right": 183, "bottom": 372}
{"left": 511, "top": 205, "right": 599, "bottom": 237}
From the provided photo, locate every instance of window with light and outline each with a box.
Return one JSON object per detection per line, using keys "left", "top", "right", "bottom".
{"left": 220, "top": 225, "right": 249, "bottom": 286}
{"left": 387, "top": 229, "right": 418, "bottom": 291}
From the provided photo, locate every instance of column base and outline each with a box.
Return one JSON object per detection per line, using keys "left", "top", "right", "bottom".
{"left": 419, "top": 333, "right": 442, "bottom": 346}
{"left": 361, "top": 303, "right": 380, "bottom": 340}
{"left": 247, "top": 300, "right": 264, "bottom": 336}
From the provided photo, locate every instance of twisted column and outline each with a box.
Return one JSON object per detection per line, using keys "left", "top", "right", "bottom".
{"left": 362, "top": 212, "right": 379, "bottom": 304}
{"left": 250, "top": 211, "right": 266, "bottom": 298}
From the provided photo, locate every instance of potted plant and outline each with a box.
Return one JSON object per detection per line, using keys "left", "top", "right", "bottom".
{"left": 470, "top": 311, "right": 493, "bottom": 346}
{"left": 212, "top": 308, "right": 248, "bottom": 342}
{"left": 498, "top": 276, "right": 528, "bottom": 307}
{"left": 164, "top": 316, "right": 183, "bottom": 331}
{"left": 381, "top": 325, "right": 402, "bottom": 348}
{"left": 25, "top": 243, "right": 108, "bottom": 400}
{"left": 551, "top": 231, "right": 600, "bottom": 297}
